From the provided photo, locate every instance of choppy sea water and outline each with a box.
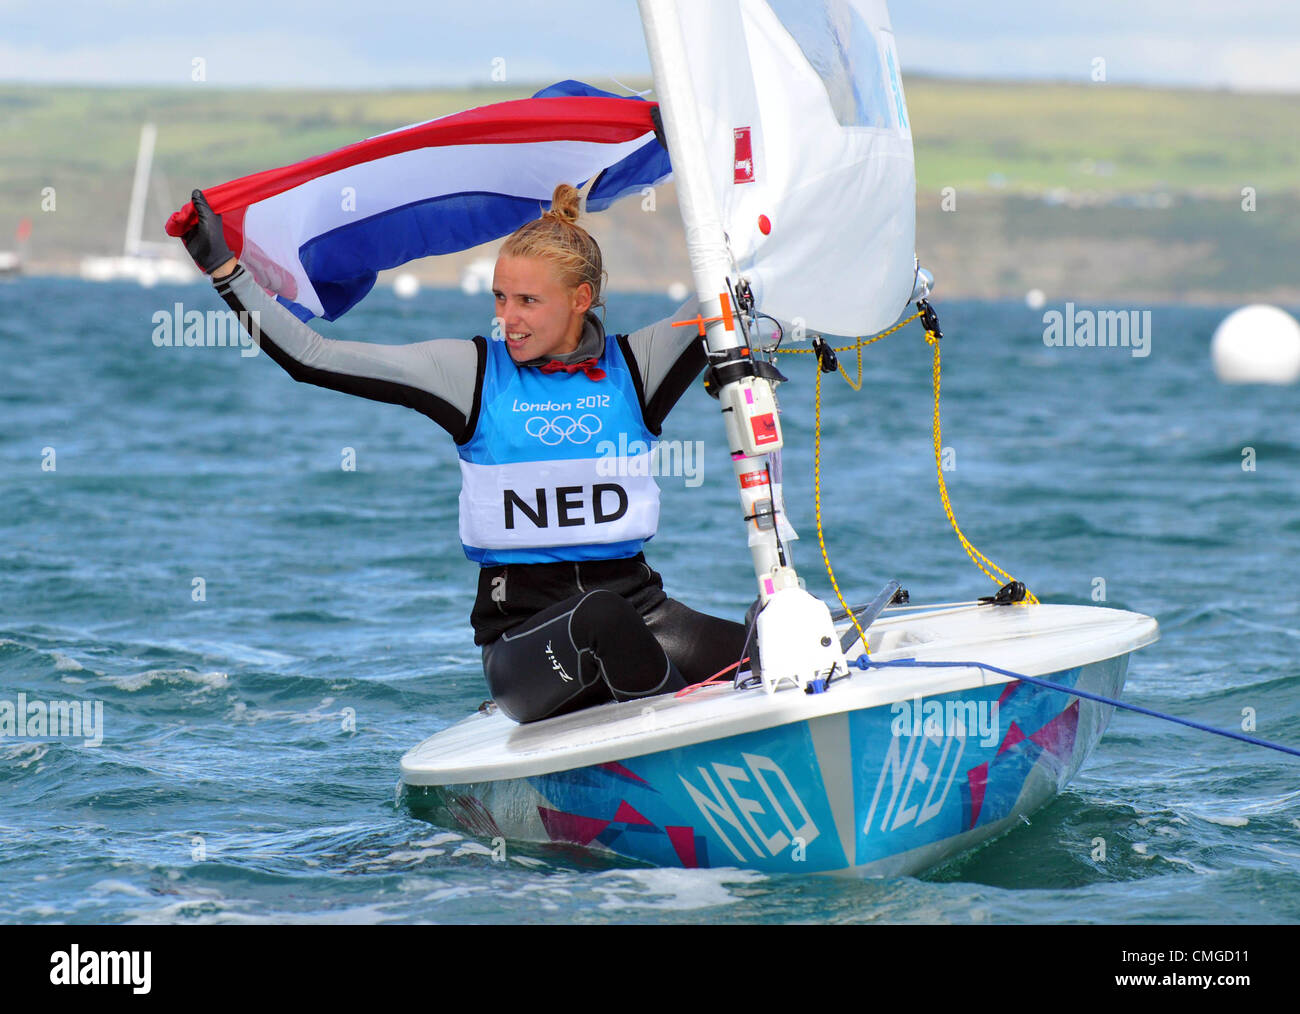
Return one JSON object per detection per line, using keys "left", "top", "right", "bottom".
{"left": 2, "top": 278, "right": 1297, "bottom": 924}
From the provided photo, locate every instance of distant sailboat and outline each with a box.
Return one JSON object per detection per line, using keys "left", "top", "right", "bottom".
{"left": 0, "top": 218, "right": 30, "bottom": 278}
{"left": 80, "top": 124, "right": 198, "bottom": 286}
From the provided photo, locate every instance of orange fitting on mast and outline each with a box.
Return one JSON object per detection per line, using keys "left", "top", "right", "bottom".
{"left": 671, "top": 313, "right": 723, "bottom": 337}
{"left": 669, "top": 291, "right": 741, "bottom": 338}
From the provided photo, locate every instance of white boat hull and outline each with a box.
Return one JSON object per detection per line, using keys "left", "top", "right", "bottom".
{"left": 401, "top": 604, "right": 1157, "bottom": 876}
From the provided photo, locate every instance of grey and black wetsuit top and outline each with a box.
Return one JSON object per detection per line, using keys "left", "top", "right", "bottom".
{"left": 214, "top": 265, "right": 709, "bottom": 644}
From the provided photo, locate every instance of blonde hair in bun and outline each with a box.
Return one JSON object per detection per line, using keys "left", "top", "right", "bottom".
{"left": 500, "top": 182, "right": 607, "bottom": 315}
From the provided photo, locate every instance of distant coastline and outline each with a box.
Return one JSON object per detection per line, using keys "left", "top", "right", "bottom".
{"left": 3, "top": 76, "right": 1296, "bottom": 304}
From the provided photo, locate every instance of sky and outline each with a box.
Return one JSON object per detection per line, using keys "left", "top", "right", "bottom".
{"left": 3, "top": 0, "right": 1300, "bottom": 92}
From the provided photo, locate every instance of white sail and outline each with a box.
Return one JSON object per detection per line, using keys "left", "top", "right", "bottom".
{"left": 80, "top": 124, "right": 197, "bottom": 285}
{"left": 123, "top": 123, "right": 156, "bottom": 258}
{"left": 644, "top": 0, "right": 916, "bottom": 336}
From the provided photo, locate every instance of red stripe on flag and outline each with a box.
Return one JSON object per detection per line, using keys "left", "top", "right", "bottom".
{"left": 166, "top": 96, "right": 660, "bottom": 237}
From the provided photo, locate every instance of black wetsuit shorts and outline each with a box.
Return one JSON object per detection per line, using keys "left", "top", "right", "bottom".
{"left": 473, "top": 555, "right": 747, "bottom": 724}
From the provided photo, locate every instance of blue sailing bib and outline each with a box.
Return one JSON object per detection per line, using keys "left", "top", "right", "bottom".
{"left": 457, "top": 336, "right": 660, "bottom": 564}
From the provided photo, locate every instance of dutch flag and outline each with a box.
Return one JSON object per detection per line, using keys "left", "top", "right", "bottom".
{"left": 165, "top": 81, "right": 670, "bottom": 322}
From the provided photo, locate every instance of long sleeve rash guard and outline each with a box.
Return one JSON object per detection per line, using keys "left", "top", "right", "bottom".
{"left": 213, "top": 264, "right": 709, "bottom": 443}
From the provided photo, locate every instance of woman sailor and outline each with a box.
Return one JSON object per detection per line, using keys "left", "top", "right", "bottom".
{"left": 179, "top": 182, "right": 748, "bottom": 723}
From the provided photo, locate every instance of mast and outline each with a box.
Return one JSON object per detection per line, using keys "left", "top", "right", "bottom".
{"left": 638, "top": 1, "right": 789, "bottom": 588}
{"left": 638, "top": 0, "right": 843, "bottom": 690}
{"left": 123, "top": 123, "right": 157, "bottom": 257}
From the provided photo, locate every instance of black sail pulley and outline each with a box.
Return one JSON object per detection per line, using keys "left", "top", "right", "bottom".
{"left": 812, "top": 335, "right": 838, "bottom": 373}
{"left": 980, "top": 580, "right": 1027, "bottom": 606}
{"left": 917, "top": 299, "right": 943, "bottom": 341}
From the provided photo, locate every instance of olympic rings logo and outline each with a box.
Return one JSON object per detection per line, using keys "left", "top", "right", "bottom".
{"left": 525, "top": 414, "right": 603, "bottom": 445}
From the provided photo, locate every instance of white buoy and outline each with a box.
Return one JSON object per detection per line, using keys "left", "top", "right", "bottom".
{"left": 666, "top": 281, "right": 690, "bottom": 302}
{"left": 1025, "top": 288, "right": 1046, "bottom": 310}
{"left": 393, "top": 273, "right": 420, "bottom": 299}
{"left": 1211, "top": 304, "right": 1300, "bottom": 384}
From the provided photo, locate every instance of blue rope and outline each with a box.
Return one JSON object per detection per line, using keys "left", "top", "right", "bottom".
{"left": 853, "top": 656, "right": 1300, "bottom": 760}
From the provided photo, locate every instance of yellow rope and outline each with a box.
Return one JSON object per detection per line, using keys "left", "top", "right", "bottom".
{"left": 812, "top": 362, "right": 871, "bottom": 655}
{"left": 782, "top": 307, "right": 1037, "bottom": 635}
{"left": 802, "top": 312, "right": 922, "bottom": 657}
{"left": 924, "top": 330, "right": 1039, "bottom": 605}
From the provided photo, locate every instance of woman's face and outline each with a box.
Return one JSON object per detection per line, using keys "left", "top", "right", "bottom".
{"left": 493, "top": 254, "right": 593, "bottom": 363}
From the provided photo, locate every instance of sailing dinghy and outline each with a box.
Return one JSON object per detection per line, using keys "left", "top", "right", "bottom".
{"left": 399, "top": 0, "right": 1160, "bottom": 876}
{"left": 403, "top": 603, "right": 1156, "bottom": 876}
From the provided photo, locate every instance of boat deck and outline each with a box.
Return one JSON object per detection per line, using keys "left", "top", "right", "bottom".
{"left": 401, "top": 603, "right": 1158, "bottom": 785}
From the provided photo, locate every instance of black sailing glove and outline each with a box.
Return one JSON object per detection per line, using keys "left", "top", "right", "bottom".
{"left": 181, "top": 189, "right": 235, "bottom": 275}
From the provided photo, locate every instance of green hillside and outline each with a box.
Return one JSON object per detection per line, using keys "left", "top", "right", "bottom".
{"left": 2, "top": 76, "right": 1297, "bottom": 301}
{"left": 905, "top": 78, "right": 1298, "bottom": 193}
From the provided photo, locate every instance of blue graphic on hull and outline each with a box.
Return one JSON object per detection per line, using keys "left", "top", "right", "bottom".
{"left": 514, "top": 664, "right": 1107, "bottom": 874}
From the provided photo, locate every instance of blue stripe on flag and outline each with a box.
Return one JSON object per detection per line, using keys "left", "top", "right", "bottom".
{"left": 298, "top": 191, "right": 542, "bottom": 320}
{"left": 277, "top": 294, "right": 316, "bottom": 322}
{"left": 286, "top": 80, "right": 673, "bottom": 321}
{"left": 530, "top": 79, "right": 672, "bottom": 210}
{"left": 588, "top": 143, "right": 670, "bottom": 211}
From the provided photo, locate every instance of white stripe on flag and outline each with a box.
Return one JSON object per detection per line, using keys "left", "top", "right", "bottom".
{"left": 244, "top": 133, "right": 657, "bottom": 315}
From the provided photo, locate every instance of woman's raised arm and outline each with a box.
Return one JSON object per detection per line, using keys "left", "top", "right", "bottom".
{"left": 182, "top": 190, "right": 482, "bottom": 442}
